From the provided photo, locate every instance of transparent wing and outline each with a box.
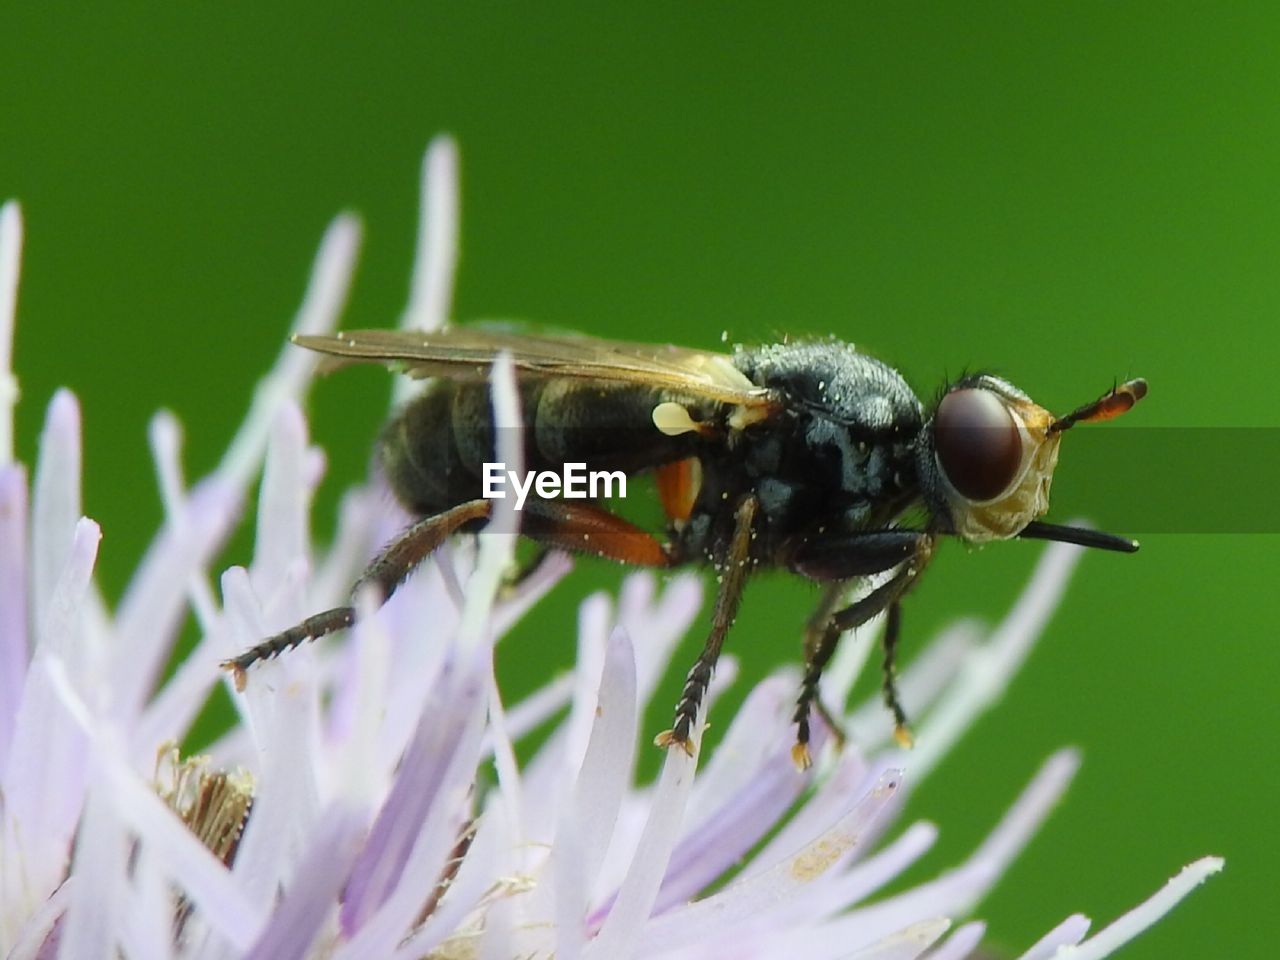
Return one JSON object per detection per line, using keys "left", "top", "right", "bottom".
{"left": 293, "top": 327, "right": 778, "bottom": 408}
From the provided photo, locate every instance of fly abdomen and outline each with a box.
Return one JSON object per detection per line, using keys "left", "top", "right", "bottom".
{"left": 380, "top": 378, "right": 705, "bottom": 515}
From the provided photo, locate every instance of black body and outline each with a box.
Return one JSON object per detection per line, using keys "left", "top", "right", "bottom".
{"left": 381, "top": 340, "right": 924, "bottom": 574}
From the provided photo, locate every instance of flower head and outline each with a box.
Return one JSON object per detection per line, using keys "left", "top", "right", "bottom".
{"left": 0, "top": 144, "right": 1220, "bottom": 959}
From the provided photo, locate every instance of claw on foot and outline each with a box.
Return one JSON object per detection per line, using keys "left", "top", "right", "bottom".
{"left": 791, "top": 742, "right": 813, "bottom": 771}
{"left": 892, "top": 724, "right": 915, "bottom": 750}
{"left": 653, "top": 729, "right": 697, "bottom": 757}
{"left": 221, "top": 661, "right": 248, "bottom": 693}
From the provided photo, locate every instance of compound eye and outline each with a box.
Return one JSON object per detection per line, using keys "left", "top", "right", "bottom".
{"left": 935, "top": 388, "right": 1023, "bottom": 501}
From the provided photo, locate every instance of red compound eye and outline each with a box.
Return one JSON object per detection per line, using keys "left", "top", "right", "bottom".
{"left": 935, "top": 388, "right": 1024, "bottom": 501}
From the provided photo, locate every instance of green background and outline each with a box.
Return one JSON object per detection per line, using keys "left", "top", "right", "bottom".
{"left": 2, "top": 4, "right": 1272, "bottom": 956}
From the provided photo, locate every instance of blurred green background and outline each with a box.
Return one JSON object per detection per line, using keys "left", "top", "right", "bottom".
{"left": 2, "top": 4, "right": 1272, "bottom": 956}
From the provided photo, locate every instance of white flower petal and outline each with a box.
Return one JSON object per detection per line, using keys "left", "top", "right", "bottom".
{"left": 620, "top": 571, "right": 702, "bottom": 705}
{"left": 242, "top": 805, "right": 367, "bottom": 960}
{"left": 636, "top": 770, "right": 904, "bottom": 955}
{"left": 846, "top": 918, "right": 951, "bottom": 960}
{"left": 119, "top": 846, "right": 175, "bottom": 960}
{"left": 217, "top": 214, "right": 359, "bottom": 491}
{"left": 516, "top": 589, "right": 610, "bottom": 816}
{"left": 826, "top": 749, "right": 1080, "bottom": 951}
{"left": 1051, "top": 857, "right": 1223, "bottom": 959}
{"left": 749, "top": 747, "right": 869, "bottom": 874}
{"left": 385, "top": 801, "right": 502, "bottom": 960}
{"left": 963, "top": 749, "right": 1081, "bottom": 899}
{"left": 586, "top": 745, "right": 701, "bottom": 960}
{"left": 396, "top": 136, "right": 458, "bottom": 339}
{"left": 904, "top": 542, "right": 1085, "bottom": 782}
{"left": 491, "top": 548, "right": 574, "bottom": 636}
{"left": 221, "top": 567, "right": 323, "bottom": 906}
{"left": 0, "top": 200, "right": 21, "bottom": 466}
{"left": 0, "top": 465, "right": 29, "bottom": 767}
{"left": 31, "top": 390, "right": 82, "bottom": 630}
{"left": 683, "top": 674, "right": 795, "bottom": 823}
{"left": 766, "top": 821, "right": 939, "bottom": 933}
{"left": 1, "top": 518, "right": 101, "bottom": 926}
{"left": 335, "top": 661, "right": 488, "bottom": 956}
{"left": 6, "top": 876, "right": 74, "bottom": 960}
{"left": 1016, "top": 914, "right": 1090, "bottom": 959}
{"left": 925, "top": 920, "right": 986, "bottom": 960}
{"left": 59, "top": 777, "right": 129, "bottom": 959}
{"left": 551, "top": 625, "right": 640, "bottom": 957}
{"left": 251, "top": 402, "right": 313, "bottom": 605}
{"left": 652, "top": 728, "right": 813, "bottom": 914}
{"left": 112, "top": 478, "right": 240, "bottom": 726}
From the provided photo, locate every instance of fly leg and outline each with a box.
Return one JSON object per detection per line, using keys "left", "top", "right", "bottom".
{"left": 518, "top": 498, "right": 674, "bottom": 568}
{"left": 656, "top": 493, "right": 759, "bottom": 757}
{"left": 802, "top": 582, "right": 853, "bottom": 751}
{"left": 221, "top": 498, "right": 492, "bottom": 689}
{"left": 785, "top": 530, "right": 934, "bottom": 769}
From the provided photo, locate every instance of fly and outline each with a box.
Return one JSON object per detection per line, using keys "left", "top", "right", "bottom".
{"left": 222, "top": 328, "right": 1146, "bottom": 768}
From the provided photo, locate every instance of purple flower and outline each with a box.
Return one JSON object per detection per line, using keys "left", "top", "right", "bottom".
{"left": 0, "top": 143, "right": 1220, "bottom": 959}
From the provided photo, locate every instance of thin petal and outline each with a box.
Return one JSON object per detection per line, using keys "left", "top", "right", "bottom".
{"left": 335, "top": 664, "right": 488, "bottom": 956}
{"left": 455, "top": 354, "right": 521, "bottom": 651}
{"left": 897, "top": 541, "right": 1084, "bottom": 782}
{"left": 826, "top": 750, "right": 1080, "bottom": 950}
{"left": 491, "top": 549, "right": 574, "bottom": 636}
{"left": 58, "top": 780, "right": 129, "bottom": 959}
{"left": 31, "top": 390, "right": 82, "bottom": 629}
{"left": 2, "top": 519, "right": 101, "bottom": 917}
{"left": 6, "top": 877, "right": 74, "bottom": 960}
{"left": 748, "top": 747, "right": 869, "bottom": 874}
{"left": 395, "top": 137, "right": 459, "bottom": 411}
{"left": 1055, "top": 857, "right": 1223, "bottom": 960}
{"left": 925, "top": 921, "right": 987, "bottom": 960}
{"left": 552, "top": 626, "right": 640, "bottom": 958}
{"left": 251, "top": 402, "right": 312, "bottom": 603}
{"left": 325, "top": 586, "right": 393, "bottom": 806}
{"left": 846, "top": 919, "right": 951, "bottom": 960}
{"left": 0, "top": 464, "right": 29, "bottom": 767}
{"left": 653, "top": 730, "right": 813, "bottom": 914}
{"left": 112, "top": 478, "right": 240, "bottom": 726}
{"left": 0, "top": 200, "right": 21, "bottom": 465}
{"left": 385, "top": 801, "right": 503, "bottom": 960}
{"left": 1016, "top": 914, "right": 1090, "bottom": 959}
{"left": 762, "top": 821, "right": 939, "bottom": 932}
{"left": 221, "top": 567, "right": 324, "bottom": 906}
{"left": 243, "top": 805, "right": 368, "bottom": 960}
{"left": 338, "top": 659, "right": 483, "bottom": 932}
{"left": 131, "top": 413, "right": 229, "bottom": 753}
{"left": 620, "top": 572, "right": 702, "bottom": 705}
{"left": 682, "top": 675, "right": 795, "bottom": 824}
{"left": 636, "top": 770, "right": 904, "bottom": 955}
{"left": 118, "top": 846, "right": 175, "bottom": 960}
{"left": 585, "top": 745, "right": 701, "bottom": 960}
{"left": 217, "top": 214, "right": 360, "bottom": 491}
{"left": 516, "top": 590, "right": 610, "bottom": 819}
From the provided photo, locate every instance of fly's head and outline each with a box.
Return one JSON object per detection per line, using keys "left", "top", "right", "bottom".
{"left": 916, "top": 374, "right": 1147, "bottom": 544}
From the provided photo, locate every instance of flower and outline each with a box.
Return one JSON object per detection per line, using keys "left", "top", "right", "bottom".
{"left": 0, "top": 142, "right": 1220, "bottom": 959}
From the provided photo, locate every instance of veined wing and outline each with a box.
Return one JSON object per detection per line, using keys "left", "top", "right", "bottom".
{"left": 293, "top": 327, "right": 778, "bottom": 409}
